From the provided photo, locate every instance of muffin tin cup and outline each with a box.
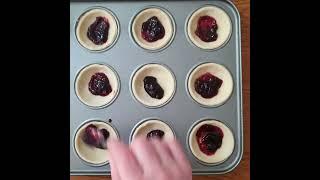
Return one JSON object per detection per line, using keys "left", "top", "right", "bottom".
{"left": 74, "top": 6, "right": 120, "bottom": 53}
{"left": 129, "top": 117, "right": 176, "bottom": 144}
{"left": 74, "top": 63, "right": 121, "bottom": 109}
{"left": 129, "top": 5, "right": 176, "bottom": 53}
{"left": 185, "top": 4, "right": 233, "bottom": 51}
{"left": 185, "top": 62, "right": 234, "bottom": 108}
{"left": 130, "top": 63, "right": 176, "bottom": 109}
{"left": 186, "top": 118, "right": 235, "bottom": 167}
{"left": 73, "top": 119, "right": 120, "bottom": 167}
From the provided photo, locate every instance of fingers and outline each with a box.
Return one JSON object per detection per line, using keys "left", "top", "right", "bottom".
{"left": 108, "top": 137, "right": 192, "bottom": 180}
{"left": 167, "top": 139, "right": 192, "bottom": 174}
{"left": 130, "top": 136, "right": 162, "bottom": 175}
{"left": 150, "top": 139, "right": 175, "bottom": 165}
{"left": 109, "top": 153, "right": 121, "bottom": 180}
{"left": 108, "top": 139, "right": 143, "bottom": 180}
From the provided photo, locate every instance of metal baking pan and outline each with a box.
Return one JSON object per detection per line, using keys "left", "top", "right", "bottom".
{"left": 70, "top": 0, "right": 242, "bottom": 175}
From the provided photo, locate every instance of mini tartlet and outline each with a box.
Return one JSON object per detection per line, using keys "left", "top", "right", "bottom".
{"left": 186, "top": 5, "right": 232, "bottom": 50}
{"left": 131, "top": 63, "right": 176, "bottom": 108}
{"left": 188, "top": 119, "right": 234, "bottom": 165}
{"left": 131, "top": 119, "right": 175, "bottom": 142}
{"left": 187, "top": 62, "right": 233, "bottom": 107}
{"left": 75, "top": 64, "right": 120, "bottom": 108}
{"left": 76, "top": 7, "right": 119, "bottom": 51}
{"left": 131, "top": 7, "right": 175, "bottom": 51}
{"left": 74, "top": 120, "right": 119, "bottom": 166}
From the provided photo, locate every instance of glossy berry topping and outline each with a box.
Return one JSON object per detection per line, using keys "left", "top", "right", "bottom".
{"left": 88, "top": 72, "right": 112, "bottom": 96}
{"left": 141, "top": 16, "right": 165, "bottom": 42}
{"left": 87, "top": 16, "right": 109, "bottom": 45}
{"left": 195, "top": 16, "right": 218, "bottom": 42}
{"left": 82, "top": 124, "right": 110, "bottom": 149}
{"left": 194, "top": 72, "right": 223, "bottom": 98}
{"left": 196, "top": 124, "right": 224, "bottom": 155}
{"left": 147, "top": 130, "right": 165, "bottom": 140}
{"left": 143, "top": 76, "right": 164, "bottom": 99}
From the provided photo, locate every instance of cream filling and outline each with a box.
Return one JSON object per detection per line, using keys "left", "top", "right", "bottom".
{"left": 132, "top": 8, "right": 174, "bottom": 50}
{"left": 187, "top": 6, "right": 232, "bottom": 50}
{"left": 74, "top": 121, "right": 119, "bottom": 165}
{"left": 131, "top": 119, "right": 175, "bottom": 142}
{"left": 131, "top": 64, "right": 175, "bottom": 107}
{"left": 189, "top": 120, "right": 234, "bottom": 164}
{"left": 188, "top": 62, "right": 233, "bottom": 107}
{"left": 75, "top": 64, "right": 119, "bottom": 107}
{"left": 76, "top": 8, "right": 118, "bottom": 51}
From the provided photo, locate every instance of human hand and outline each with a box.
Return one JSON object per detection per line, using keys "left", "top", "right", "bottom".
{"left": 108, "top": 137, "right": 192, "bottom": 180}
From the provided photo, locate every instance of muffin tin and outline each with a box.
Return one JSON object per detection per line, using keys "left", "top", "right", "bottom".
{"left": 70, "top": 0, "right": 242, "bottom": 175}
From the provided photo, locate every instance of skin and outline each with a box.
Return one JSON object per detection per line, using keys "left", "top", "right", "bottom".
{"left": 108, "top": 137, "right": 192, "bottom": 180}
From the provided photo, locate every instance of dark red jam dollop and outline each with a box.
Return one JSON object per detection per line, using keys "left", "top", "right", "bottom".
{"left": 143, "top": 76, "right": 164, "bottom": 99}
{"left": 88, "top": 72, "right": 112, "bottom": 96}
{"left": 87, "top": 16, "right": 109, "bottom": 45}
{"left": 196, "top": 124, "right": 223, "bottom": 155}
{"left": 141, "top": 16, "right": 165, "bottom": 42}
{"left": 195, "top": 16, "right": 218, "bottom": 42}
{"left": 147, "top": 130, "right": 165, "bottom": 140}
{"left": 194, "top": 72, "right": 223, "bottom": 98}
{"left": 82, "top": 124, "right": 110, "bottom": 149}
